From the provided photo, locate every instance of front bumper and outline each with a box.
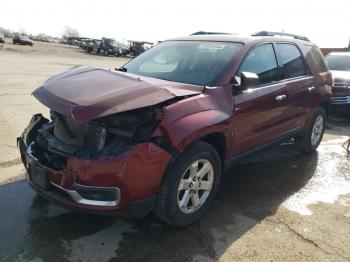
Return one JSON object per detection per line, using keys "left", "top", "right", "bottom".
{"left": 18, "top": 114, "right": 172, "bottom": 216}
{"left": 331, "top": 96, "right": 350, "bottom": 111}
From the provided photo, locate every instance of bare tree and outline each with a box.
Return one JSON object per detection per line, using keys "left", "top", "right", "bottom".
{"left": 63, "top": 26, "right": 80, "bottom": 38}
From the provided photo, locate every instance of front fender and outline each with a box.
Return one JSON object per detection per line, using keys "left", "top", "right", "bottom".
{"left": 159, "top": 110, "right": 231, "bottom": 151}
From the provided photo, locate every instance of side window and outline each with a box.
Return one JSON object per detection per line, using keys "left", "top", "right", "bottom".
{"left": 237, "top": 44, "right": 279, "bottom": 86}
{"left": 302, "top": 45, "right": 328, "bottom": 73}
{"left": 275, "top": 44, "right": 307, "bottom": 79}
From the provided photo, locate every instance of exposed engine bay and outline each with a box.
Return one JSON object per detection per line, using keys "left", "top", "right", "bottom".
{"left": 29, "top": 105, "right": 165, "bottom": 171}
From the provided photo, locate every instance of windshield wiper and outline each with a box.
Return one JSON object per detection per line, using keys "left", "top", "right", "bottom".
{"left": 116, "top": 67, "right": 127, "bottom": 72}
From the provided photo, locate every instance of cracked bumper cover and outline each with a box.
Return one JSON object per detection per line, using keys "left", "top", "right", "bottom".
{"left": 18, "top": 114, "right": 172, "bottom": 216}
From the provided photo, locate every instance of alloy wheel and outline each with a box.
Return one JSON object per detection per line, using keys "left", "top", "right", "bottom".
{"left": 311, "top": 115, "right": 324, "bottom": 146}
{"left": 177, "top": 159, "right": 214, "bottom": 214}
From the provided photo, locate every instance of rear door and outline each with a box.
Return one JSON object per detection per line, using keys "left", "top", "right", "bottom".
{"left": 233, "top": 43, "right": 292, "bottom": 155}
{"left": 274, "top": 43, "right": 313, "bottom": 131}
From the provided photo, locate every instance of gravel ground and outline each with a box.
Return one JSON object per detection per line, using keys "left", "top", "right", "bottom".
{"left": 0, "top": 40, "right": 349, "bottom": 262}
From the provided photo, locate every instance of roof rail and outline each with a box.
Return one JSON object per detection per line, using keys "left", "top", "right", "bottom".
{"left": 252, "top": 31, "right": 310, "bottom": 42}
{"left": 190, "top": 31, "right": 231, "bottom": 36}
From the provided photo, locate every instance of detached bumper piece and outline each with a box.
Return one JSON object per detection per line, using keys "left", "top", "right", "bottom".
{"left": 17, "top": 114, "right": 171, "bottom": 216}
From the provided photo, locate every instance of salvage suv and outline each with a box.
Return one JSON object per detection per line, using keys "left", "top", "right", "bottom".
{"left": 18, "top": 31, "right": 332, "bottom": 227}
{"left": 325, "top": 52, "right": 350, "bottom": 111}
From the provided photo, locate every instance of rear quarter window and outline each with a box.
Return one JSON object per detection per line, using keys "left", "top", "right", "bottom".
{"left": 301, "top": 45, "right": 329, "bottom": 73}
{"left": 275, "top": 43, "right": 307, "bottom": 79}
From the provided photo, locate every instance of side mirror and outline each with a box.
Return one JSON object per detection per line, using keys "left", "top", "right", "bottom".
{"left": 239, "top": 72, "right": 259, "bottom": 90}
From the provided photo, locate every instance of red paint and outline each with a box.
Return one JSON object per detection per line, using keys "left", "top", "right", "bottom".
{"left": 23, "top": 142, "right": 171, "bottom": 212}
{"left": 21, "top": 35, "right": 332, "bottom": 215}
{"left": 33, "top": 66, "right": 203, "bottom": 124}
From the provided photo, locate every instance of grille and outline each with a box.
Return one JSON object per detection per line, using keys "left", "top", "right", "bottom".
{"left": 331, "top": 96, "right": 350, "bottom": 105}
{"left": 334, "top": 82, "right": 350, "bottom": 88}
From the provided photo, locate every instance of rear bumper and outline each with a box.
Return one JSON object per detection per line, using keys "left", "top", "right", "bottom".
{"left": 18, "top": 114, "right": 171, "bottom": 217}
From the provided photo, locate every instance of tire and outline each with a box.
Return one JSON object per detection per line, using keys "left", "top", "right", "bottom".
{"left": 295, "top": 107, "right": 326, "bottom": 153}
{"left": 154, "top": 141, "right": 222, "bottom": 227}
{"left": 104, "top": 50, "right": 109, "bottom": 56}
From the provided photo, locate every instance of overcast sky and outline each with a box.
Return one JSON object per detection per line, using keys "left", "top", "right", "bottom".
{"left": 0, "top": 0, "right": 349, "bottom": 47}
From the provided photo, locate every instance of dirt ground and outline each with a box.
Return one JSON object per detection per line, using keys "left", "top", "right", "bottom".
{"left": 0, "top": 40, "right": 349, "bottom": 262}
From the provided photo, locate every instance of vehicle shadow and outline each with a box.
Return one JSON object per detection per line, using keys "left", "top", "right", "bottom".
{"left": 326, "top": 112, "right": 350, "bottom": 137}
{"left": 12, "top": 144, "right": 318, "bottom": 262}
{"left": 112, "top": 145, "right": 318, "bottom": 262}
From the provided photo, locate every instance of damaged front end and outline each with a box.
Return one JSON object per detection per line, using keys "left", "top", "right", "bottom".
{"left": 38, "top": 105, "right": 164, "bottom": 164}
{"left": 18, "top": 106, "right": 172, "bottom": 215}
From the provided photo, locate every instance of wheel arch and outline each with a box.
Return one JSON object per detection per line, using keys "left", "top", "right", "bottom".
{"left": 319, "top": 100, "right": 331, "bottom": 116}
{"left": 160, "top": 109, "right": 231, "bottom": 154}
{"left": 200, "top": 132, "right": 226, "bottom": 166}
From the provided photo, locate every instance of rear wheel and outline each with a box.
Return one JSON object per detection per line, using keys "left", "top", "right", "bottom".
{"left": 154, "top": 141, "right": 222, "bottom": 227}
{"left": 296, "top": 107, "right": 326, "bottom": 152}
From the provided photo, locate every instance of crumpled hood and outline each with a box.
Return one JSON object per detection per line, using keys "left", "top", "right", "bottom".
{"left": 33, "top": 66, "right": 204, "bottom": 123}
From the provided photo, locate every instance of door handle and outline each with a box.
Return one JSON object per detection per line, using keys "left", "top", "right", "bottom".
{"left": 307, "top": 86, "right": 315, "bottom": 92}
{"left": 275, "top": 94, "right": 287, "bottom": 102}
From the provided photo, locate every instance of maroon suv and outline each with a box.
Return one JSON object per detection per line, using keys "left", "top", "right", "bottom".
{"left": 18, "top": 32, "right": 332, "bottom": 227}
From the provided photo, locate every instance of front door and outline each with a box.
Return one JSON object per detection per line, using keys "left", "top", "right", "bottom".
{"left": 232, "top": 43, "right": 291, "bottom": 155}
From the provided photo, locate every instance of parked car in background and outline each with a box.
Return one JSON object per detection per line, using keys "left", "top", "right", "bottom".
{"left": 18, "top": 32, "right": 332, "bottom": 227}
{"left": 325, "top": 52, "right": 350, "bottom": 112}
{"left": 79, "top": 38, "right": 99, "bottom": 53}
{"left": 118, "top": 42, "right": 129, "bottom": 56}
{"left": 128, "top": 40, "right": 153, "bottom": 57}
{"left": 12, "top": 35, "right": 33, "bottom": 46}
{"left": 0, "top": 33, "right": 5, "bottom": 43}
{"left": 93, "top": 38, "right": 121, "bottom": 56}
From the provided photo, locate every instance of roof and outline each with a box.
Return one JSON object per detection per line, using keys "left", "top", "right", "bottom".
{"left": 167, "top": 34, "right": 313, "bottom": 45}
{"left": 190, "top": 31, "right": 232, "bottom": 36}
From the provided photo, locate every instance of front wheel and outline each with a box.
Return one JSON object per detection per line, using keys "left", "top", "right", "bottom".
{"left": 154, "top": 141, "right": 222, "bottom": 227}
{"left": 296, "top": 107, "right": 326, "bottom": 153}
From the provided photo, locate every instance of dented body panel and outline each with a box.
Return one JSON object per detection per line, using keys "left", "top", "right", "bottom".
{"left": 18, "top": 115, "right": 171, "bottom": 214}
{"left": 33, "top": 66, "right": 204, "bottom": 123}
{"left": 18, "top": 35, "right": 332, "bottom": 216}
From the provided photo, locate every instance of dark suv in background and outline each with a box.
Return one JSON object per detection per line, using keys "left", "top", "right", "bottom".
{"left": 18, "top": 31, "right": 332, "bottom": 227}
{"left": 93, "top": 38, "right": 122, "bottom": 56}
{"left": 325, "top": 52, "right": 350, "bottom": 111}
{"left": 12, "top": 35, "right": 33, "bottom": 46}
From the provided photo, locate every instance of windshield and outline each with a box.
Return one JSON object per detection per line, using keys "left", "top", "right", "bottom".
{"left": 326, "top": 54, "right": 350, "bottom": 71}
{"left": 123, "top": 41, "right": 243, "bottom": 86}
{"left": 105, "top": 39, "right": 117, "bottom": 46}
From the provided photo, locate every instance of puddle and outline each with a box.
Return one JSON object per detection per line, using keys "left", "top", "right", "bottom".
{"left": 63, "top": 220, "right": 134, "bottom": 262}
{"left": 283, "top": 137, "right": 350, "bottom": 215}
